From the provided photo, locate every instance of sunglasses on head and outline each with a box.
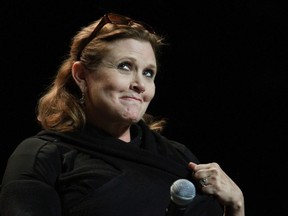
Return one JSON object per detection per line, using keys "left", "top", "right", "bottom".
{"left": 76, "top": 12, "right": 155, "bottom": 60}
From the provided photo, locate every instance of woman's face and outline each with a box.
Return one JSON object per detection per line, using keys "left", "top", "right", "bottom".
{"left": 83, "top": 38, "right": 157, "bottom": 127}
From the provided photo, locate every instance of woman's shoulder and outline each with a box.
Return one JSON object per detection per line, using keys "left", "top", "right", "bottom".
{"left": 8, "top": 132, "right": 62, "bottom": 171}
{"left": 12, "top": 134, "right": 59, "bottom": 157}
{"left": 1, "top": 133, "right": 62, "bottom": 187}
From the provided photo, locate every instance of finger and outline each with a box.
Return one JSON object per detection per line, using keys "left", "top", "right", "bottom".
{"left": 188, "top": 162, "right": 197, "bottom": 170}
{"left": 189, "top": 162, "right": 214, "bottom": 172}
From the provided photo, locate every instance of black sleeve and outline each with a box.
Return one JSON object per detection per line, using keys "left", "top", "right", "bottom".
{"left": 0, "top": 137, "right": 62, "bottom": 216}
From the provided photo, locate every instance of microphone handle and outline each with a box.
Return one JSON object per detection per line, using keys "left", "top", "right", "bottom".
{"left": 166, "top": 201, "right": 187, "bottom": 216}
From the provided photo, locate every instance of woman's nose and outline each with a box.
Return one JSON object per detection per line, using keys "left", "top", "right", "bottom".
{"left": 131, "top": 77, "right": 145, "bottom": 93}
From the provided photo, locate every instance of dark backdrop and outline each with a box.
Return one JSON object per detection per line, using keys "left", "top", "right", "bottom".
{"left": 1, "top": 1, "right": 287, "bottom": 215}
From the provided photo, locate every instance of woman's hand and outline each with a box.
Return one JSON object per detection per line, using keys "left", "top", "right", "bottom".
{"left": 188, "top": 162, "right": 245, "bottom": 216}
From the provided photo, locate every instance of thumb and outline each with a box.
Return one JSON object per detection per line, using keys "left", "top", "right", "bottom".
{"left": 188, "top": 162, "right": 197, "bottom": 170}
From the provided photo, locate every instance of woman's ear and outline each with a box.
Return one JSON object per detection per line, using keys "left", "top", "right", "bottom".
{"left": 72, "top": 61, "right": 86, "bottom": 91}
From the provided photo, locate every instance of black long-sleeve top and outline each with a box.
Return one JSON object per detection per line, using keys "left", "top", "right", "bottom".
{"left": 0, "top": 121, "right": 223, "bottom": 216}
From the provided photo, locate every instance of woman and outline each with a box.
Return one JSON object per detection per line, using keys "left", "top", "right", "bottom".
{"left": 0, "top": 12, "right": 244, "bottom": 216}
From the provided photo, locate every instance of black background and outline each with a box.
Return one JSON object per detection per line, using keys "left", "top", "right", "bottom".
{"left": 1, "top": 0, "right": 287, "bottom": 215}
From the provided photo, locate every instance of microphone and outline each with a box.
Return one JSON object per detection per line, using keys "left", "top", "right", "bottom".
{"left": 166, "top": 179, "right": 196, "bottom": 216}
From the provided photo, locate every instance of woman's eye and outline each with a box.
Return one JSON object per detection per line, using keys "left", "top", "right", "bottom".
{"left": 118, "top": 62, "right": 132, "bottom": 71}
{"left": 118, "top": 62, "right": 155, "bottom": 78}
{"left": 143, "top": 69, "right": 155, "bottom": 78}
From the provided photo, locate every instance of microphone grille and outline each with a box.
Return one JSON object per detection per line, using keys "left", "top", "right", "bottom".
{"left": 170, "top": 179, "right": 196, "bottom": 206}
